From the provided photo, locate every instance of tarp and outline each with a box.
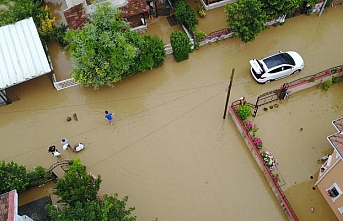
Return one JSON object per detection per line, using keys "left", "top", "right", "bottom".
{"left": 0, "top": 17, "right": 52, "bottom": 90}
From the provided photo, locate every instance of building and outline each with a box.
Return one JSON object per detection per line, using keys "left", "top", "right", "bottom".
{"left": 0, "top": 190, "right": 33, "bottom": 221}
{"left": 63, "top": 0, "right": 149, "bottom": 32}
{"left": 0, "top": 17, "right": 53, "bottom": 105}
{"left": 315, "top": 117, "right": 343, "bottom": 221}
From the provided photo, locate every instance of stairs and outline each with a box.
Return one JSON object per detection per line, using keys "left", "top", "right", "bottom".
{"left": 53, "top": 78, "right": 79, "bottom": 90}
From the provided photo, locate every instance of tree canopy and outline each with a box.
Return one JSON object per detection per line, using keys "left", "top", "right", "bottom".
{"left": 46, "top": 159, "right": 136, "bottom": 221}
{"left": 225, "top": 0, "right": 267, "bottom": 43}
{"left": 259, "top": 0, "right": 302, "bottom": 20}
{"left": 66, "top": 2, "right": 166, "bottom": 89}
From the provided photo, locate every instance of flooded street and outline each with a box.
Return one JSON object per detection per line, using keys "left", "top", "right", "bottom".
{"left": 1, "top": 5, "right": 343, "bottom": 221}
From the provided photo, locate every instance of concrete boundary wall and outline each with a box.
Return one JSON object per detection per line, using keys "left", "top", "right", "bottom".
{"left": 229, "top": 105, "right": 299, "bottom": 221}
{"left": 287, "top": 67, "right": 343, "bottom": 95}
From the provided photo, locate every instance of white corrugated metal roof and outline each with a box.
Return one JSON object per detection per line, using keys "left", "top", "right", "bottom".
{"left": 0, "top": 17, "right": 52, "bottom": 90}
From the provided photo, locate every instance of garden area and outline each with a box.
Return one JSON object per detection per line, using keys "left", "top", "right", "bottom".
{"left": 229, "top": 65, "right": 343, "bottom": 220}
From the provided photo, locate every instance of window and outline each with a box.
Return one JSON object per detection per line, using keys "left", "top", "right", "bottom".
{"left": 269, "top": 67, "right": 283, "bottom": 73}
{"left": 327, "top": 183, "right": 343, "bottom": 202}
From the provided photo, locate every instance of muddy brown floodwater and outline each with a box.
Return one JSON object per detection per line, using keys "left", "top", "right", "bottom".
{"left": 1, "top": 5, "right": 343, "bottom": 221}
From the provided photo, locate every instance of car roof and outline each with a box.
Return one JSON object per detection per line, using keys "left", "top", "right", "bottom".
{"left": 262, "top": 53, "right": 295, "bottom": 69}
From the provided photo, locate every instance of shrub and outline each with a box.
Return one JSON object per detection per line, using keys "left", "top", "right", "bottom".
{"left": 0, "top": 161, "right": 30, "bottom": 194}
{"left": 170, "top": 31, "right": 192, "bottom": 62}
{"left": 37, "top": 5, "right": 56, "bottom": 43}
{"left": 194, "top": 30, "right": 207, "bottom": 49}
{"left": 28, "top": 166, "right": 52, "bottom": 187}
{"left": 53, "top": 23, "right": 69, "bottom": 47}
{"left": 174, "top": 0, "right": 198, "bottom": 33}
{"left": 332, "top": 76, "right": 339, "bottom": 84}
{"left": 236, "top": 103, "right": 252, "bottom": 120}
{"left": 197, "top": 4, "right": 206, "bottom": 18}
{"left": 323, "top": 77, "right": 332, "bottom": 90}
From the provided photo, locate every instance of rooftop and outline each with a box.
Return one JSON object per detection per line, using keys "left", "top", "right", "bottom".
{"left": 327, "top": 117, "right": 343, "bottom": 159}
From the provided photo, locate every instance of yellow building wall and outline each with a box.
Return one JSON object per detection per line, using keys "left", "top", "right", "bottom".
{"left": 317, "top": 151, "right": 343, "bottom": 221}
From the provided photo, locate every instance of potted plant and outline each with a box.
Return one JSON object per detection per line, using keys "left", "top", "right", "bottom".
{"left": 197, "top": 4, "right": 206, "bottom": 18}
{"left": 261, "top": 150, "right": 278, "bottom": 171}
{"left": 236, "top": 103, "right": 252, "bottom": 120}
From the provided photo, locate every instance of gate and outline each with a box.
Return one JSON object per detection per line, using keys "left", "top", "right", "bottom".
{"left": 155, "top": 0, "right": 171, "bottom": 16}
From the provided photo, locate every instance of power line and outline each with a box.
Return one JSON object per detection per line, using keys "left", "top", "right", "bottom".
{"left": 2, "top": 83, "right": 223, "bottom": 161}
{"left": 88, "top": 87, "right": 224, "bottom": 169}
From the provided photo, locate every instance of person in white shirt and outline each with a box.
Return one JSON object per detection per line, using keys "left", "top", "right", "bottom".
{"left": 61, "top": 138, "right": 71, "bottom": 150}
{"left": 48, "top": 145, "right": 61, "bottom": 157}
{"left": 74, "top": 143, "right": 85, "bottom": 152}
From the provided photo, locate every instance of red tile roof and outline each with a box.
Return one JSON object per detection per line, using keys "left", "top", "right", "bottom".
{"left": 64, "top": 0, "right": 148, "bottom": 30}
{"left": 333, "top": 117, "right": 343, "bottom": 132}
{"left": 63, "top": 3, "right": 88, "bottom": 30}
{"left": 0, "top": 190, "right": 16, "bottom": 221}
{"left": 328, "top": 117, "right": 343, "bottom": 158}
{"left": 119, "top": 0, "right": 149, "bottom": 17}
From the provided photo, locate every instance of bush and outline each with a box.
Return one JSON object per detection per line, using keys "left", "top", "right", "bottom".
{"left": 236, "top": 103, "right": 252, "bottom": 120}
{"left": 174, "top": 0, "right": 198, "bottom": 33}
{"left": 194, "top": 30, "right": 207, "bottom": 49}
{"left": 0, "top": 161, "right": 30, "bottom": 194}
{"left": 37, "top": 5, "right": 56, "bottom": 43}
{"left": 53, "top": 23, "right": 69, "bottom": 47}
{"left": 323, "top": 77, "right": 332, "bottom": 90}
{"left": 28, "top": 166, "right": 52, "bottom": 187}
{"left": 332, "top": 76, "right": 339, "bottom": 84}
{"left": 170, "top": 31, "right": 192, "bottom": 62}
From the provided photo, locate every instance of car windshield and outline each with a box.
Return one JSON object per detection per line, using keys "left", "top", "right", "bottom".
{"left": 263, "top": 53, "right": 295, "bottom": 69}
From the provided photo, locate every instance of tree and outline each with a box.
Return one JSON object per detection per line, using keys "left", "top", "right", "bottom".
{"left": 65, "top": 3, "right": 136, "bottom": 89}
{"left": 225, "top": 0, "right": 267, "bottom": 43}
{"left": 123, "top": 33, "right": 166, "bottom": 78}
{"left": 174, "top": 0, "right": 198, "bottom": 33}
{"left": 258, "top": 0, "right": 302, "bottom": 20}
{"left": 65, "top": 2, "right": 166, "bottom": 89}
{"left": 0, "top": 161, "right": 30, "bottom": 193}
{"left": 52, "top": 158, "right": 101, "bottom": 207}
{"left": 45, "top": 159, "right": 136, "bottom": 221}
{"left": 46, "top": 194, "right": 136, "bottom": 221}
{"left": 0, "top": 0, "right": 42, "bottom": 26}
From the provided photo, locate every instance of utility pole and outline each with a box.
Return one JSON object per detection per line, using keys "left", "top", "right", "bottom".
{"left": 318, "top": 0, "right": 327, "bottom": 17}
{"left": 223, "top": 68, "right": 235, "bottom": 119}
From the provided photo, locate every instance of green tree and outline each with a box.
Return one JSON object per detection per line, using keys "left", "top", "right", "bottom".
{"left": 52, "top": 158, "right": 101, "bottom": 207}
{"left": 225, "top": 0, "right": 267, "bottom": 43}
{"left": 46, "top": 159, "right": 136, "bottom": 221}
{"left": 258, "top": 0, "right": 302, "bottom": 20}
{"left": 66, "top": 2, "right": 166, "bottom": 89}
{"left": 0, "top": 0, "right": 42, "bottom": 26}
{"left": 46, "top": 194, "right": 136, "bottom": 221}
{"left": 174, "top": 0, "right": 198, "bottom": 33}
{"left": 170, "top": 31, "right": 192, "bottom": 62}
{"left": 65, "top": 3, "right": 137, "bottom": 88}
{"left": 123, "top": 33, "right": 166, "bottom": 78}
{"left": 0, "top": 161, "right": 30, "bottom": 193}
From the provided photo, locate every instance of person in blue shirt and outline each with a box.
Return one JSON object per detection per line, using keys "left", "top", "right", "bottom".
{"left": 105, "top": 110, "right": 114, "bottom": 125}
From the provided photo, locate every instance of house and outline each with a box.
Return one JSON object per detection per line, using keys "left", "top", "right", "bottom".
{"left": 64, "top": 0, "right": 149, "bottom": 32}
{"left": 0, "top": 17, "right": 53, "bottom": 105}
{"left": 0, "top": 190, "right": 33, "bottom": 221}
{"left": 315, "top": 117, "right": 343, "bottom": 221}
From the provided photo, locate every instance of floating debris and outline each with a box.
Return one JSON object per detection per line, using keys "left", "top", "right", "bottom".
{"left": 67, "top": 117, "right": 72, "bottom": 121}
{"left": 73, "top": 113, "right": 78, "bottom": 121}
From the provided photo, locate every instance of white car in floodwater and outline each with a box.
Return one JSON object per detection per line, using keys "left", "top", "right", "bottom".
{"left": 249, "top": 51, "right": 304, "bottom": 84}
